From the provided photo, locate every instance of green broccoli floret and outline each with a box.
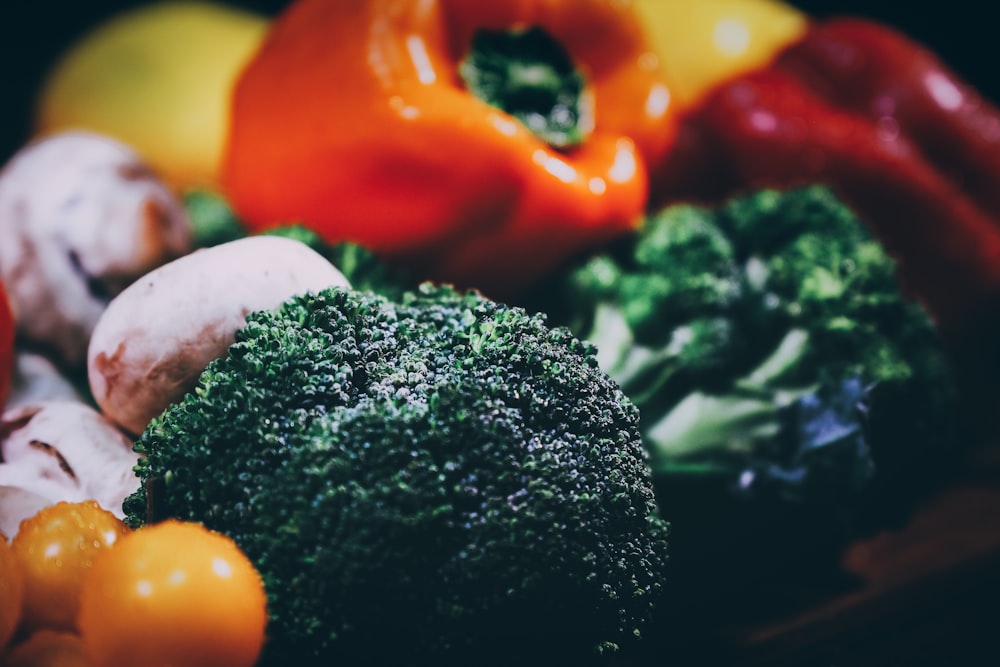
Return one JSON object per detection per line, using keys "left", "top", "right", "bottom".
{"left": 124, "top": 283, "right": 669, "bottom": 667}
{"left": 182, "top": 188, "right": 247, "bottom": 248}
{"left": 526, "top": 185, "right": 956, "bottom": 597}
{"left": 182, "top": 189, "right": 416, "bottom": 300}
{"left": 263, "top": 223, "right": 417, "bottom": 301}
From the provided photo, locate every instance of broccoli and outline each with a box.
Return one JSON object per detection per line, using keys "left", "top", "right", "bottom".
{"left": 262, "top": 223, "right": 417, "bottom": 301}
{"left": 182, "top": 188, "right": 247, "bottom": 248}
{"left": 124, "top": 283, "right": 670, "bottom": 667}
{"left": 183, "top": 188, "right": 417, "bottom": 300}
{"left": 526, "top": 186, "right": 957, "bottom": 602}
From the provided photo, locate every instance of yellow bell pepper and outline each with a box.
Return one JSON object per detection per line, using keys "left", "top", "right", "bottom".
{"left": 632, "top": 0, "right": 807, "bottom": 107}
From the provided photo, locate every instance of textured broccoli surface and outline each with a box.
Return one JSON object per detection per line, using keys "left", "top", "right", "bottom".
{"left": 525, "top": 186, "right": 957, "bottom": 603}
{"left": 124, "top": 284, "right": 669, "bottom": 667}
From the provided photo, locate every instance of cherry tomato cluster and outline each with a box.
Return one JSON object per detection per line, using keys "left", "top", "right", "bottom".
{"left": 0, "top": 502, "right": 268, "bottom": 667}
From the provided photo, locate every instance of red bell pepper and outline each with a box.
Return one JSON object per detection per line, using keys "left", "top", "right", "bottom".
{"left": 775, "top": 18, "right": 1000, "bottom": 225}
{"left": 650, "top": 17, "right": 1000, "bottom": 350}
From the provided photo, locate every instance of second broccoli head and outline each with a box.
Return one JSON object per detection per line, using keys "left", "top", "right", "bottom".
{"left": 535, "top": 186, "right": 956, "bottom": 502}
{"left": 526, "top": 185, "right": 958, "bottom": 581}
{"left": 124, "top": 283, "right": 670, "bottom": 666}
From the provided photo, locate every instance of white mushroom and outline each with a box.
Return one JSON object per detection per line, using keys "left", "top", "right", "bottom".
{"left": 6, "top": 350, "right": 87, "bottom": 410}
{"left": 88, "top": 235, "right": 351, "bottom": 435}
{"left": 0, "top": 401, "right": 140, "bottom": 525}
{"left": 0, "top": 130, "right": 193, "bottom": 367}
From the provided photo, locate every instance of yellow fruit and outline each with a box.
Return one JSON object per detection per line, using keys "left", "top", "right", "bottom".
{"left": 10, "top": 501, "right": 129, "bottom": 635}
{"left": 632, "top": 0, "right": 808, "bottom": 108}
{"left": 34, "top": 1, "right": 269, "bottom": 190}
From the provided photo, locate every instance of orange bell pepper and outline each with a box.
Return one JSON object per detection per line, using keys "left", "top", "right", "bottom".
{"left": 221, "top": 0, "right": 680, "bottom": 298}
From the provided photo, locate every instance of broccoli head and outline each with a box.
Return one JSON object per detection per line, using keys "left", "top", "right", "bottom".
{"left": 526, "top": 185, "right": 957, "bottom": 603}
{"left": 124, "top": 283, "right": 669, "bottom": 667}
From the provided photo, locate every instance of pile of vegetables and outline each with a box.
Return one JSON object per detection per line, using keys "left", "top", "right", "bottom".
{"left": 0, "top": 0, "right": 995, "bottom": 665}
{"left": 218, "top": 0, "right": 1000, "bottom": 353}
{"left": 126, "top": 283, "right": 670, "bottom": 666}
{"left": 0, "top": 132, "right": 672, "bottom": 665}
{"left": 651, "top": 13, "right": 1000, "bottom": 353}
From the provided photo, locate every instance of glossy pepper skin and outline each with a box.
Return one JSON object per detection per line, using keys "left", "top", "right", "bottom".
{"left": 222, "top": 0, "right": 679, "bottom": 299}
{"left": 0, "top": 279, "right": 13, "bottom": 409}
{"left": 650, "top": 16, "right": 1000, "bottom": 350}
{"left": 632, "top": 0, "right": 807, "bottom": 107}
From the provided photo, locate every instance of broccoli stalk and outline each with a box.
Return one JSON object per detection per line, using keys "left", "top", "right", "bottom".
{"left": 125, "top": 283, "right": 670, "bottom": 667}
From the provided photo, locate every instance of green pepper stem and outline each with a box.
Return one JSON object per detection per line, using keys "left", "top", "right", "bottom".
{"left": 459, "top": 25, "right": 592, "bottom": 150}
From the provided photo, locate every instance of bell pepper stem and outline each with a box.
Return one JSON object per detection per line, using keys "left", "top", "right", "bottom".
{"left": 459, "top": 25, "right": 592, "bottom": 150}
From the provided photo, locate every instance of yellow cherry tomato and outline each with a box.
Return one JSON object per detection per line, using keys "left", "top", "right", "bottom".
{"left": 0, "top": 534, "right": 24, "bottom": 653}
{"left": 632, "top": 0, "right": 808, "bottom": 107}
{"left": 10, "top": 501, "right": 129, "bottom": 635}
{"left": 77, "top": 520, "right": 268, "bottom": 667}
{"left": 1, "top": 630, "right": 95, "bottom": 667}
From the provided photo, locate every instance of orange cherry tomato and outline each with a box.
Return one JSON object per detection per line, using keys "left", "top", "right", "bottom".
{"left": 10, "top": 501, "right": 129, "bottom": 634}
{"left": 0, "top": 534, "right": 24, "bottom": 653}
{"left": 1, "top": 630, "right": 95, "bottom": 667}
{"left": 77, "top": 520, "right": 268, "bottom": 667}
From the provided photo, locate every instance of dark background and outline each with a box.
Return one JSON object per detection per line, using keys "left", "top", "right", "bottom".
{"left": 0, "top": 0, "right": 991, "bottom": 163}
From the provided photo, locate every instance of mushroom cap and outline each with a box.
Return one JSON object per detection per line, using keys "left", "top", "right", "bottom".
{"left": 88, "top": 235, "right": 351, "bottom": 435}
{"left": 0, "top": 401, "right": 140, "bottom": 526}
{"left": 0, "top": 130, "right": 193, "bottom": 366}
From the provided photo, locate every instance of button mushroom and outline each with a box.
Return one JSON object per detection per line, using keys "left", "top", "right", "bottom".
{"left": 88, "top": 235, "right": 351, "bottom": 435}
{"left": 0, "top": 130, "right": 193, "bottom": 367}
{"left": 6, "top": 350, "right": 87, "bottom": 410}
{"left": 0, "top": 401, "right": 140, "bottom": 534}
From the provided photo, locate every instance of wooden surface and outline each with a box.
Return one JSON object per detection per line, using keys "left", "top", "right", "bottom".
{"left": 621, "top": 445, "right": 1000, "bottom": 666}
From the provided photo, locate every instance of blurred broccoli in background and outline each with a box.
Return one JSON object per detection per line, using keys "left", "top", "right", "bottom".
{"left": 125, "top": 283, "right": 670, "bottom": 667}
{"left": 525, "top": 186, "right": 958, "bottom": 605}
{"left": 183, "top": 188, "right": 416, "bottom": 300}
{"left": 261, "top": 224, "right": 417, "bottom": 302}
{"left": 183, "top": 188, "right": 248, "bottom": 248}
